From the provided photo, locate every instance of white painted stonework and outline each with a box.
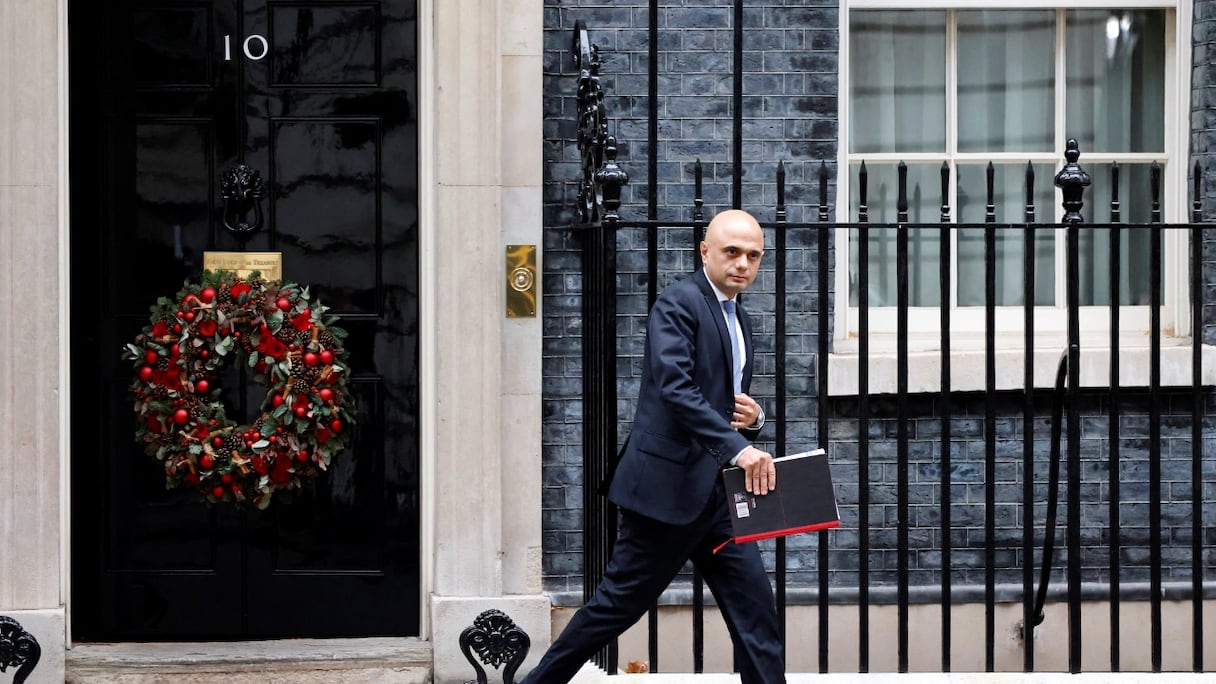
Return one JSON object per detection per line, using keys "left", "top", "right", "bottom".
{"left": 8, "top": 0, "right": 1210, "bottom": 682}
{"left": 0, "top": 0, "right": 69, "bottom": 683}
{"left": 2, "top": 0, "right": 549, "bottom": 682}
{"left": 830, "top": 337, "right": 1216, "bottom": 395}
{"left": 423, "top": 0, "right": 549, "bottom": 680}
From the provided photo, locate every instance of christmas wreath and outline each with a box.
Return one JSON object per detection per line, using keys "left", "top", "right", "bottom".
{"left": 123, "top": 270, "right": 356, "bottom": 508}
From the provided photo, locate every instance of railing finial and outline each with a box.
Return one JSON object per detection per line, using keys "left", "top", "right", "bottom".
{"left": 596, "top": 136, "right": 629, "bottom": 224}
{"left": 818, "top": 161, "right": 830, "bottom": 222}
{"left": 776, "top": 160, "right": 787, "bottom": 223}
{"left": 1054, "top": 139, "right": 1091, "bottom": 224}
{"left": 1193, "top": 160, "right": 1204, "bottom": 223}
{"left": 941, "top": 162, "right": 952, "bottom": 223}
{"left": 694, "top": 158, "right": 704, "bottom": 223}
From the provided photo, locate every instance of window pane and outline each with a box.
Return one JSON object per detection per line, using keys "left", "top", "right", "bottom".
{"left": 956, "top": 226, "right": 1055, "bottom": 307}
{"left": 958, "top": 10, "right": 1055, "bottom": 152}
{"left": 957, "top": 162, "right": 1057, "bottom": 223}
{"left": 956, "top": 163, "right": 1056, "bottom": 306}
{"left": 848, "top": 163, "right": 943, "bottom": 307}
{"left": 1077, "top": 163, "right": 1158, "bottom": 305}
{"left": 850, "top": 11, "right": 946, "bottom": 154}
{"left": 1066, "top": 10, "right": 1165, "bottom": 153}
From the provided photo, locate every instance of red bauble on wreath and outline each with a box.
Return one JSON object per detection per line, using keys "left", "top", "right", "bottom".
{"left": 124, "top": 270, "right": 356, "bottom": 508}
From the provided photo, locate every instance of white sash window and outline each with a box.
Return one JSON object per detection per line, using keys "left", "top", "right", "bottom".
{"left": 833, "top": 2, "right": 1204, "bottom": 393}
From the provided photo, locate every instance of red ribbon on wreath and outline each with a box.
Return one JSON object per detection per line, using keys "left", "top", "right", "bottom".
{"left": 124, "top": 271, "right": 356, "bottom": 509}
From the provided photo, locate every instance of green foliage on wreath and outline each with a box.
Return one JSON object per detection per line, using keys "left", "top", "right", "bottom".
{"left": 123, "top": 270, "right": 356, "bottom": 509}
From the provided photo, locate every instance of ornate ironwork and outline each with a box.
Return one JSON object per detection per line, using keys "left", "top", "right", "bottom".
{"left": 0, "top": 616, "right": 40, "bottom": 684}
{"left": 595, "top": 137, "right": 628, "bottom": 224}
{"left": 1053, "top": 138, "right": 1091, "bottom": 224}
{"left": 220, "top": 163, "right": 266, "bottom": 239}
{"left": 573, "top": 21, "right": 627, "bottom": 225}
{"left": 459, "top": 609, "right": 530, "bottom": 684}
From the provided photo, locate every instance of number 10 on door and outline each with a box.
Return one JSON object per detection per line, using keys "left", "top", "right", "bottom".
{"left": 224, "top": 34, "right": 268, "bottom": 61}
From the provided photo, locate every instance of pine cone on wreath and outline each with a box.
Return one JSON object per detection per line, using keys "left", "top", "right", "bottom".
{"left": 126, "top": 271, "right": 356, "bottom": 508}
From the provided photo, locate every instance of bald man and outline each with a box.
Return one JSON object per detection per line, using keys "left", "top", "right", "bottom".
{"left": 521, "top": 210, "right": 785, "bottom": 683}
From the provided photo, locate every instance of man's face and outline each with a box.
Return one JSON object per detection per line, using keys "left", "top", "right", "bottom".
{"left": 700, "top": 211, "right": 764, "bottom": 298}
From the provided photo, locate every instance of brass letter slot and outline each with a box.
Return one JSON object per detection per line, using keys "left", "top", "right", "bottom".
{"left": 505, "top": 244, "right": 537, "bottom": 318}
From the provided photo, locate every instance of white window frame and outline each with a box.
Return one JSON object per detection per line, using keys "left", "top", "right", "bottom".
{"left": 830, "top": 0, "right": 1207, "bottom": 394}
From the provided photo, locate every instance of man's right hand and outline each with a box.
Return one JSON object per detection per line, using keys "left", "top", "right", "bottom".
{"left": 735, "top": 446, "right": 775, "bottom": 495}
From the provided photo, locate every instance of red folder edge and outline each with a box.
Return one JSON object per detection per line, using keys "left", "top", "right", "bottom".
{"left": 712, "top": 519, "right": 841, "bottom": 554}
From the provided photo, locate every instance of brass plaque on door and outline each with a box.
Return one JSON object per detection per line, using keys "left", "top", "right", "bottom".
{"left": 505, "top": 244, "right": 537, "bottom": 318}
{"left": 203, "top": 251, "right": 283, "bottom": 281}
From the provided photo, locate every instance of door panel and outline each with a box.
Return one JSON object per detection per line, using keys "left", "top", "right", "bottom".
{"left": 70, "top": 0, "right": 420, "bottom": 640}
{"left": 269, "top": 5, "right": 381, "bottom": 87}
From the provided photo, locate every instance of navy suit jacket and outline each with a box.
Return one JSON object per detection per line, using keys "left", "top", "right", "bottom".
{"left": 608, "top": 269, "right": 761, "bottom": 525}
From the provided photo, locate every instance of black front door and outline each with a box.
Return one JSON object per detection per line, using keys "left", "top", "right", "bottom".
{"left": 69, "top": 0, "right": 420, "bottom": 639}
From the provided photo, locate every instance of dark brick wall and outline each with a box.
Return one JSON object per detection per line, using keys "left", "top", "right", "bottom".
{"left": 543, "top": 0, "right": 841, "bottom": 593}
{"left": 543, "top": 0, "right": 1216, "bottom": 597}
{"left": 814, "top": 391, "right": 1216, "bottom": 590}
{"left": 1194, "top": 0, "right": 1216, "bottom": 346}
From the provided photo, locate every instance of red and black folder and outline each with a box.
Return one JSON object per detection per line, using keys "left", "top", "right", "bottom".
{"left": 718, "top": 448, "right": 840, "bottom": 549}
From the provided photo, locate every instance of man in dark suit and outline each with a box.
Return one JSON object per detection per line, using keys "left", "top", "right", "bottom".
{"left": 522, "top": 209, "right": 784, "bottom": 683}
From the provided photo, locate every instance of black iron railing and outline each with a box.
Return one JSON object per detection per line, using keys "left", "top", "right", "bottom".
{"left": 573, "top": 19, "right": 623, "bottom": 673}
{"left": 565, "top": 21, "right": 1212, "bottom": 678}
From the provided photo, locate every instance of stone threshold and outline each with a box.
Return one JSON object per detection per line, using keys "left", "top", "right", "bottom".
{"left": 66, "top": 637, "right": 432, "bottom": 683}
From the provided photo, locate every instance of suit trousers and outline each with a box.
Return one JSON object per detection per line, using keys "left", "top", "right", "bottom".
{"left": 520, "top": 482, "right": 785, "bottom": 684}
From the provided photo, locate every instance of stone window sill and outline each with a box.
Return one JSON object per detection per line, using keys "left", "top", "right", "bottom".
{"left": 827, "top": 333, "right": 1216, "bottom": 396}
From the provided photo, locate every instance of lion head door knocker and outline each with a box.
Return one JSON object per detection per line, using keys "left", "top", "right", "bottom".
{"left": 220, "top": 164, "right": 265, "bottom": 242}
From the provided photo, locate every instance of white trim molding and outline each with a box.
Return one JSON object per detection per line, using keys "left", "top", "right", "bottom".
{"left": 828, "top": 334, "right": 1216, "bottom": 395}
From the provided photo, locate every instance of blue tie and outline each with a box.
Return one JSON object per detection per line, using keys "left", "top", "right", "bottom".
{"left": 722, "top": 299, "right": 742, "bottom": 393}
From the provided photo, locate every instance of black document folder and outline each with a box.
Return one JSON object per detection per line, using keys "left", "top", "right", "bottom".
{"left": 719, "top": 448, "right": 839, "bottom": 547}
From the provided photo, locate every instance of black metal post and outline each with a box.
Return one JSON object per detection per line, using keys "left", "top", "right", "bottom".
{"left": 983, "top": 176, "right": 997, "bottom": 673}
{"left": 1108, "top": 161, "right": 1123, "bottom": 673}
{"left": 1054, "top": 138, "right": 1090, "bottom": 674}
{"left": 896, "top": 162, "right": 910, "bottom": 674}
{"left": 775, "top": 161, "right": 789, "bottom": 658}
{"left": 1191, "top": 161, "right": 1206, "bottom": 673}
{"left": 816, "top": 161, "right": 833, "bottom": 676}
{"left": 938, "top": 161, "right": 953, "bottom": 673}
{"left": 573, "top": 23, "right": 627, "bottom": 671}
{"left": 1022, "top": 161, "right": 1037, "bottom": 673}
{"left": 731, "top": 0, "right": 743, "bottom": 208}
{"left": 1149, "top": 162, "right": 1163, "bottom": 672}
{"left": 981, "top": 161, "right": 998, "bottom": 671}
{"left": 856, "top": 161, "right": 871, "bottom": 675}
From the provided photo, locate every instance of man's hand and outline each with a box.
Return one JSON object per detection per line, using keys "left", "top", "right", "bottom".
{"left": 731, "top": 393, "right": 761, "bottom": 430}
{"left": 735, "top": 445, "right": 775, "bottom": 495}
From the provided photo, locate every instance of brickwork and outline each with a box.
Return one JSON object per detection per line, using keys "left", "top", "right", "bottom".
{"left": 543, "top": 0, "right": 1216, "bottom": 598}
{"left": 1194, "top": 0, "right": 1216, "bottom": 345}
{"left": 812, "top": 391, "right": 1216, "bottom": 591}
{"left": 543, "top": 0, "right": 841, "bottom": 592}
